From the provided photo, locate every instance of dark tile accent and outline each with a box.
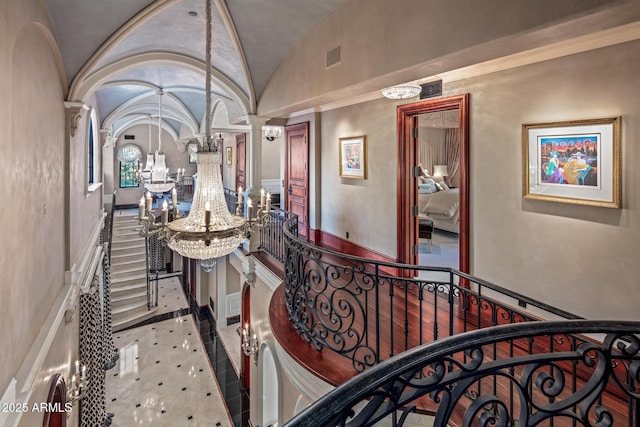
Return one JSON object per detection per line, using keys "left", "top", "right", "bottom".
{"left": 191, "top": 294, "right": 248, "bottom": 427}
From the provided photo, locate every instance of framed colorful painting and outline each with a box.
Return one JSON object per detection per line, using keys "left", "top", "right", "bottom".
{"left": 522, "top": 117, "right": 621, "bottom": 208}
{"left": 339, "top": 135, "right": 367, "bottom": 179}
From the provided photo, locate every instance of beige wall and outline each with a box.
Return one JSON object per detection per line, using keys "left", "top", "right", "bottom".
{"left": 0, "top": 0, "right": 87, "bottom": 423}
{"left": 453, "top": 40, "right": 640, "bottom": 320}
{"left": 316, "top": 39, "right": 640, "bottom": 320}
{"left": 0, "top": 0, "right": 64, "bottom": 395}
{"left": 69, "top": 94, "right": 104, "bottom": 264}
{"left": 321, "top": 100, "right": 399, "bottom": 254}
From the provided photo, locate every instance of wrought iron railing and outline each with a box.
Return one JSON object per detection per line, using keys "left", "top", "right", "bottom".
{"left": 285, "top": 320, "right": 640, "bottom": 427}
{"left": 223, "top": 187, "right": 238, "bottom": 214}
{"left": 259, "top": 208, "right": 298, "bottom": 263}
{"left": 282, "top": 215, "right": 586, "bottom": 373}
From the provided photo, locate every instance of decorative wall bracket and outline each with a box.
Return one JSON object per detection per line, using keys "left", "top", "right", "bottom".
{"left": 64, "top": 101, "right": 89, "bottom": 137}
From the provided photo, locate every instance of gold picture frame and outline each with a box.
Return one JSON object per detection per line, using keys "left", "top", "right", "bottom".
{"left": 226, "top": 146, "right": 232, "bottom": 165}
{"left": 522, "top": 116, "right": 621, "bottom": 208}
{"left": 339, "top": 135, "right": 367, "bottom": 179}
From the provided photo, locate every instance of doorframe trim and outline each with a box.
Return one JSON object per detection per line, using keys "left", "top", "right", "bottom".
{"left": 396, "top": 94, "right": 470, "bottom": 274}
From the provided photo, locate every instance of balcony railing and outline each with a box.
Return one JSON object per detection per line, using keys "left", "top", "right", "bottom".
{"left": 257, "top": 212, "right": 640, "bottom": 426}
{"left": 259, "top": 208, "right": 298, "bottom": 263}
{"left": 281, "top": 214, "right": 586, "bottom": 373}
{"left": 285, "top": 320, "right": 640, "bottom": 427}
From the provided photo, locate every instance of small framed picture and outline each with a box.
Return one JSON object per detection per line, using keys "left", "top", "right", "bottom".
{"left": 522, "top": 117, "right": 621, "bottom": 208}
{"left": 339, "top": 135, "right": 367, "bottom": 179}
{"left": 226, "top": 146, "right": 232, "bottom": 165}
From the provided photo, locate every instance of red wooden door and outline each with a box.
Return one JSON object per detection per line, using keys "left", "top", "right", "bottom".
{"left": 284, "top": 123, "right": 309, "bottom": 238}
{"left": 236, "top": 133, "right": 246, "bottom": 191}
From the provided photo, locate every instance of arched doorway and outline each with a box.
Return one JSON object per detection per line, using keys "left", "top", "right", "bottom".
{"left": 397, "top": 94, "right": 470, "bottom": 274}
{"left": 42, "top": 373, "right": 67, "bottom": 427}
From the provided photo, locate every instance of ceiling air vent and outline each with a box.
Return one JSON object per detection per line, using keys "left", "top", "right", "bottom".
{"left": 326, "top": 46, "right": 341, "bottom": 68}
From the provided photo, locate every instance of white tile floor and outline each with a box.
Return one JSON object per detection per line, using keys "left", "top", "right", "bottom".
{"left": 154, "top": 276, "right": 190, "bottom": 316}
{"left": 106, "top": 315, "right": 233, "bottom": 427}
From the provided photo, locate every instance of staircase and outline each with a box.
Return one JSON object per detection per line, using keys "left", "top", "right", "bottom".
{"left": 110, "top": 215, "right": 157, "bottom": 331}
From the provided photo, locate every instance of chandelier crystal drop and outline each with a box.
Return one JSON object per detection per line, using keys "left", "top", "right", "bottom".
{"left": 381, "top": 84, "right": 421, "bottom": 100}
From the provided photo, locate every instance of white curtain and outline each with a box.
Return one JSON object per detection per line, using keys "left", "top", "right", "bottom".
{"left": 444, "top": 128, "right": 460, "bottom": 185}
{"left": 418, "top": 127, "right": 460, "bottom": 185}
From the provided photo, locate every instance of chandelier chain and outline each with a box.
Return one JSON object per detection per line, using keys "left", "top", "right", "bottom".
{"left": 204, "top": 0, "right": 214, "bottom": 152}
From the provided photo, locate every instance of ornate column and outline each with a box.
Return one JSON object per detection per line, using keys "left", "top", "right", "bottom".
{"left": 242, "top": 115, "right": 269, "bottom": 252}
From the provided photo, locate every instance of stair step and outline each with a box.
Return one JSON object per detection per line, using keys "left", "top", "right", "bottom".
{"left": 111, "top": 269, "right": 147, "bottom": 282}
{"left": 112, "top": 300, "right": 151, "bottom": 316}
{"left": 111, "top": 258, "right": 146, "bottom": 270}
{"left": 111, "top": 245, "right": 145, "bottom": 256}
{"left": 113, "top": 221, "right": 140, "bottom": 228}
{"left": 111, "top": 275, "right": 147, "bottom": 288}
{"left": 112, "top": 290, "right": 147, "bottom": 305}
{"left": 111, "top": 249, "right": 146, "bottom": 260}
{"left": 114, "top": 215, "right": 139, "bottom": 221}
{"left": 112, "top": 306, "right": 159, "bottom": 332}
{"left": 112, "top": 231, "right": 141, "bottom": 240}
{"left": 112, "top": 282, "right": 147, "bottom": 294}
{"left": 112, "top": 237, "right": 145, "bottom": 247}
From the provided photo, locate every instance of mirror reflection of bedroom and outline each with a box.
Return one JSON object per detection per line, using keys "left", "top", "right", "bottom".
{"left": 416, "top": 109, "right": 460, "bottom": 271}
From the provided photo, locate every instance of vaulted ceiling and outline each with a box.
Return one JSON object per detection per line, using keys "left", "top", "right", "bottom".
{"left": 44, "top": 0, "right": 348, "bottom": 139}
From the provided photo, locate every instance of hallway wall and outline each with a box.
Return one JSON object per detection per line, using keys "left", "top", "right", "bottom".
{"left": 0, "top": 0, "right": 67, "bottom": 399}
{"left": 0, "top": 1, "right": 101, "bottom": 424}
{"left": 318, "top": 39, "right": 640, "bottom": 321}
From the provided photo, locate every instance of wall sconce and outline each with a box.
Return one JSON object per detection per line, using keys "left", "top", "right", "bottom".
{"left": 262, "top": 125, "right": 282, "bottom": 142}
{"left": 241, "top": 323, "right": 259, "bottom": 363}
{"left": 67, "top": 360, "right": 87, "bottom": 403}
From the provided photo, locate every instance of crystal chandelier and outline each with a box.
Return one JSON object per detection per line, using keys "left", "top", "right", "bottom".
{"left": 381, "top": 84, "right": 421, "bottom": 100}
{"left": 138, "top": 0, "right": 270, "bottom": 263}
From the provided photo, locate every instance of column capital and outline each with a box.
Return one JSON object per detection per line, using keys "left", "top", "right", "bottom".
{"left": 240, "top": 114, "right": 270, "bottom": 129}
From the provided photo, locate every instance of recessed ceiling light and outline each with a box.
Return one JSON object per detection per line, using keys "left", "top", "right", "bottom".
{"left": 188, "top": 11, "right": 197, "bottom": 17}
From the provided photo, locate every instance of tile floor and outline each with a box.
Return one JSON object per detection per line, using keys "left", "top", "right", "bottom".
{"left": 106, "top": 276, "right": 248, "bottom": 426}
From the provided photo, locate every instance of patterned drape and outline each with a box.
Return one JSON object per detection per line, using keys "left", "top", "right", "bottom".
{"left": 101, "top": 234, "right": 118, "bottom": 370}
{"left": 79, "top": 274, "right": 111, "bottom": 426}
